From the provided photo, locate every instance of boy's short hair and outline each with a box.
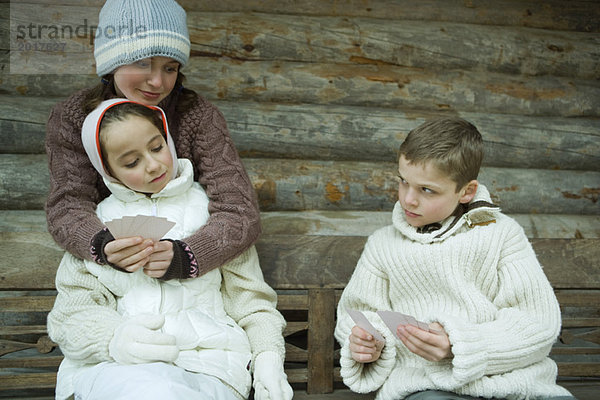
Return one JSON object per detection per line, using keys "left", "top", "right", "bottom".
{"left": 399, "top": 117, "right": 484, "bottom": 191}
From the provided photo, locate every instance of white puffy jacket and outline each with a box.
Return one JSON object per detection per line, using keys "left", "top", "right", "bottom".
{"left": 56, "top": 159, "right": 252, "bottom": 398}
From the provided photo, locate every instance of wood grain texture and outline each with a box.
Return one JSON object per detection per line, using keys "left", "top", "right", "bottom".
{"left": 1, "top": 155, "right": 599, "bottom": 213}
{"left": 2, "top": 96, "right": 599, "bottom": 172}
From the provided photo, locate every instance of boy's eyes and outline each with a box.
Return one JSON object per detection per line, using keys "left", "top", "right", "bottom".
{"left": 151, "top": 144, "right": 164, "bottom": 152}
{"left": 395, "top": 175, "right": 436, "bottom": 194}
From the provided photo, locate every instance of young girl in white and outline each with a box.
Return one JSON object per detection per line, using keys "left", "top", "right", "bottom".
{"left": 48, "top": 99, "right": 292, "bottom": 400}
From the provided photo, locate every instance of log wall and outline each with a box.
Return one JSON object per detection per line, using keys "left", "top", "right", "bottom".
{"left": 0, "top": 1, "right": 599, "bottom": 397}
{"left": 0, "top": 2, "right": 599, "bottom": 221}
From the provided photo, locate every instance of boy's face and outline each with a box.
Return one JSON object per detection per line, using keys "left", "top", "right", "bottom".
{"left": 103, "top": 115, "right": 173, "bottom": 194}
{"left": 113, "top": 57, "right": 179, "bottom": 106}
{"left": 397, "top": 155, "right": 476, "bottom": 228}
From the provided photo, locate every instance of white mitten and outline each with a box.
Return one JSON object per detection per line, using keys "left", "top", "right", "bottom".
{"left": 252, "top": 351, "right": 293, "bottom": 400}
{"left": 109, "top": 314, "right": 179, "bottom": 365}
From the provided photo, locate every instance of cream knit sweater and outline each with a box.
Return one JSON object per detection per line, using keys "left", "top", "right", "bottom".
{"left": 335, "top": 185, "right": 571, "bottom": 400}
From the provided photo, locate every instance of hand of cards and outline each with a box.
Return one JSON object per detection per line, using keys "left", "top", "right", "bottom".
{"left": 346, "top": 307, "right": 440, "bottom": 341}
{"left": 104, "top": 215, "right": 176, "bottom": 241}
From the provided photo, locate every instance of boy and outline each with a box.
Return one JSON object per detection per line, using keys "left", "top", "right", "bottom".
{"left": 334, "top": 117, "right": 574, "bottom": 400}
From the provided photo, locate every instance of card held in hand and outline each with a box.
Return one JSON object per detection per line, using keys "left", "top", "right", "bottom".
{"left": 104, "top": 215, "right": 176, "bottom": 241}
{"left": 345, "top": 308, "right": 385, "bottom": 342}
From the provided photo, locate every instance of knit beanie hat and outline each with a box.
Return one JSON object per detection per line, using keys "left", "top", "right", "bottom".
{"left": 81, "top": 98, "right": 179, "bottom": 183}
{"left": 94, "top": 0, "right": 190, "bottom": 77}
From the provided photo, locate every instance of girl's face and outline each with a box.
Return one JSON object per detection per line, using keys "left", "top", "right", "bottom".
{"left": 103, "top": 115, "right": 173, "bottom": 194}
{"left": 113, "top": 57, "right": 180, "bottom": 106}
{"left": 397, "top": 155, "right": 476, "bottom": 227}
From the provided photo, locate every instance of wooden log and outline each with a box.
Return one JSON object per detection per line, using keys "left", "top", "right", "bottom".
{"left": 3, "top": 56, "right": 597, "bottom": 117}
{"left": 0, "top": 210, "right": 600, "bottom": 239}
{"left": 1, "top": 155, "right": 599, "bottom": 214}
{"left": 186, "top": 13, "right": 600, "bottom": 79}
{"left": 3, "top": 96, "right": 598, "bottom": 171}
{"left": 2, "top": 209, "right": 599, "bottom": 242}
{"left": 6, "top": 5, "right": 599, "bottom": 78}
{"left": 243, "top": 158, "right": 600, "bottom": 214}
{"left": 7, "top": 0, "right": 600, "bottom": 32}
{"left": 182, "top": 60, "right": 600, "bottom": 118}
{"left": 1, "top": 231, "right": 598, "bottom": 290}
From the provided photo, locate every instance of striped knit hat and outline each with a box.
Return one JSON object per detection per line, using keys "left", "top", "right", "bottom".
{"left": 94, "top": 0, "right": 190, "bottom": 77}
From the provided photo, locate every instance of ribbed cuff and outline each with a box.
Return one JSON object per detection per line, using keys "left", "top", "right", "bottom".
{"left": 160, "top": 239, "right": 198, "bottom": 280}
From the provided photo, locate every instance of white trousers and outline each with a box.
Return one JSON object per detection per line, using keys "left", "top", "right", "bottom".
{"left": 72, "top": 362, "right": 241, "bottom": 400}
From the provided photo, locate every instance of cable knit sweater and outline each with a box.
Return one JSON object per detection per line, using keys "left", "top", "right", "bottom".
{"left": 45, "top": 86, "right": 261, "bottom": 277}
{"left": 335, "top": 185, "right": 571, "bottom": 400}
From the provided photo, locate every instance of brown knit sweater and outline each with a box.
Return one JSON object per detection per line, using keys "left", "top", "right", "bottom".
{"left": 45, "top": 86, "right": 261, "bottom": 278}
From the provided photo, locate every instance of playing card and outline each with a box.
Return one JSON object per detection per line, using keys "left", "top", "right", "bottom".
{"left": 345, "top": 308, "right": 385, "bottom": 342}
{"left": 377, "top": 310, "right": 407, "bottom": 339}
{"left": 104, "top": 215, "right": 175, "bottom": 240}
{"left": 377, "top": 310, "right": 432, "bottom": 338}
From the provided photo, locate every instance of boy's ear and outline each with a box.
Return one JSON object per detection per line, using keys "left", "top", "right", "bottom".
{"left": 459, "top": 180, "right": 478, "bottom": 204}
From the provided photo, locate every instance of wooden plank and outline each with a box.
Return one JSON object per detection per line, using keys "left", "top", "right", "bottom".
{"left": 276, "top": 294, "right": 309, "bottom": 310}
{"left": 535, "top": 240, "right": 600, "bottom": 290}
{"left": 285, "top": 368, "right": 308, "bottom": 383}
{"left": 555, "top": 290, "right": 600, "bottom": 307}
{"left": 0, "top": 232, "right": 62, "bottom": 290}
{"left": 307, "top": 289, "right": 335, "bottom": 394}
{"left": 0, "top": 325, "right": 48, "bottom": 335}
{"left": 0, "top": 356, "right": 62, "bottom": 369}
{"left": 284, "top": 321, "right": 309, "bottom": 336}
{"left": 258, "top": 235, "right": 366, "bottom": 290}
{"left": 2, "top": 57, "right": 599, "bottom": 117}
{"left": 0, "top": 296, "right": 55, "bottom": 312}
{"left": 558, "top": 363, "right": 600, "bottom": 377}
{"left": 0, "top": 372, "right": 56, "bottom": 390}
{"left": 3, "top": 155, "right": 599, "bottom": 214}
{"left": 4, "top": 96, "right": 598, "bottom": 172}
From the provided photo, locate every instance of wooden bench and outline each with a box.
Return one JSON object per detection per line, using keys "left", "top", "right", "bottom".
{"left": 1, "top": 224, "right": 599, "bottom": 399}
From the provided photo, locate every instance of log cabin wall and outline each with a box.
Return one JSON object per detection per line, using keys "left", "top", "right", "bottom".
{"left": 1, "top": 0, "right": 599, "bottom": 238}
{"left": 0, "top": 0, "right": 599, "bottom": 398}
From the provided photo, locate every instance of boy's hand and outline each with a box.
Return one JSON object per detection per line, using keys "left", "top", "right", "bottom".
{"left": 396, "top": 322, "right": 453, "bottom": 362}
{"left": 143, "top": 240, "right": 174, "bottom": 278}
{"left": 349, "top": 325, "right": 384, "bottom": 363}
{"left": 104, "top": 237, "right": 154, "bottom": 272}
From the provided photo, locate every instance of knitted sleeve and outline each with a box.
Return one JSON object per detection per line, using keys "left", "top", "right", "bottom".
{"left": 220, "top": 246, "right": 286, "bottom": 365}
{"left": 47, "top": 252, "right": 122, "bottom": 363}
{"left": 45, "top": 91, "right": 106, "bottom": 261}
{"left": 174, "top": 98, "right": 261, "bottom": 276}
{"left": 334, "top": 231, "right": 399, "bottom": 394}
{"left": 431, "top": 220, "right": 562, "bottom": 389}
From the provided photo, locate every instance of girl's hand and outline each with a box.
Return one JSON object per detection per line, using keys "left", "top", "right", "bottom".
{"left": 349, "top": 325, "right": 384, "bottom": 363}
{"left": 104, "top": 237, "right": 154, "bottom": 272}
{"left": 396, "top": 322, "right": 453, "bottom": 362}
{"left": 143, "top": 240, "right": 174, "bottom": 278}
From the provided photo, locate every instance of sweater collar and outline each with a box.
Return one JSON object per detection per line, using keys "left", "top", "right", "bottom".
{"left": 392, "top": 184, "right": 500, "bottom": 243}
{"left": 104, "top": 158, "right": 194, "bottom": 203}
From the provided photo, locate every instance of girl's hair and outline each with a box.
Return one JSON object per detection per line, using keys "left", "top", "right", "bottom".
{"left": 398, "top": 117, "right": 484, "bottom": 191}
{"left": 82, "top": 71, "right": 197, "bottom": 116}
{"left": 98, "top": 103, "right": 166, "bottom": 172}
